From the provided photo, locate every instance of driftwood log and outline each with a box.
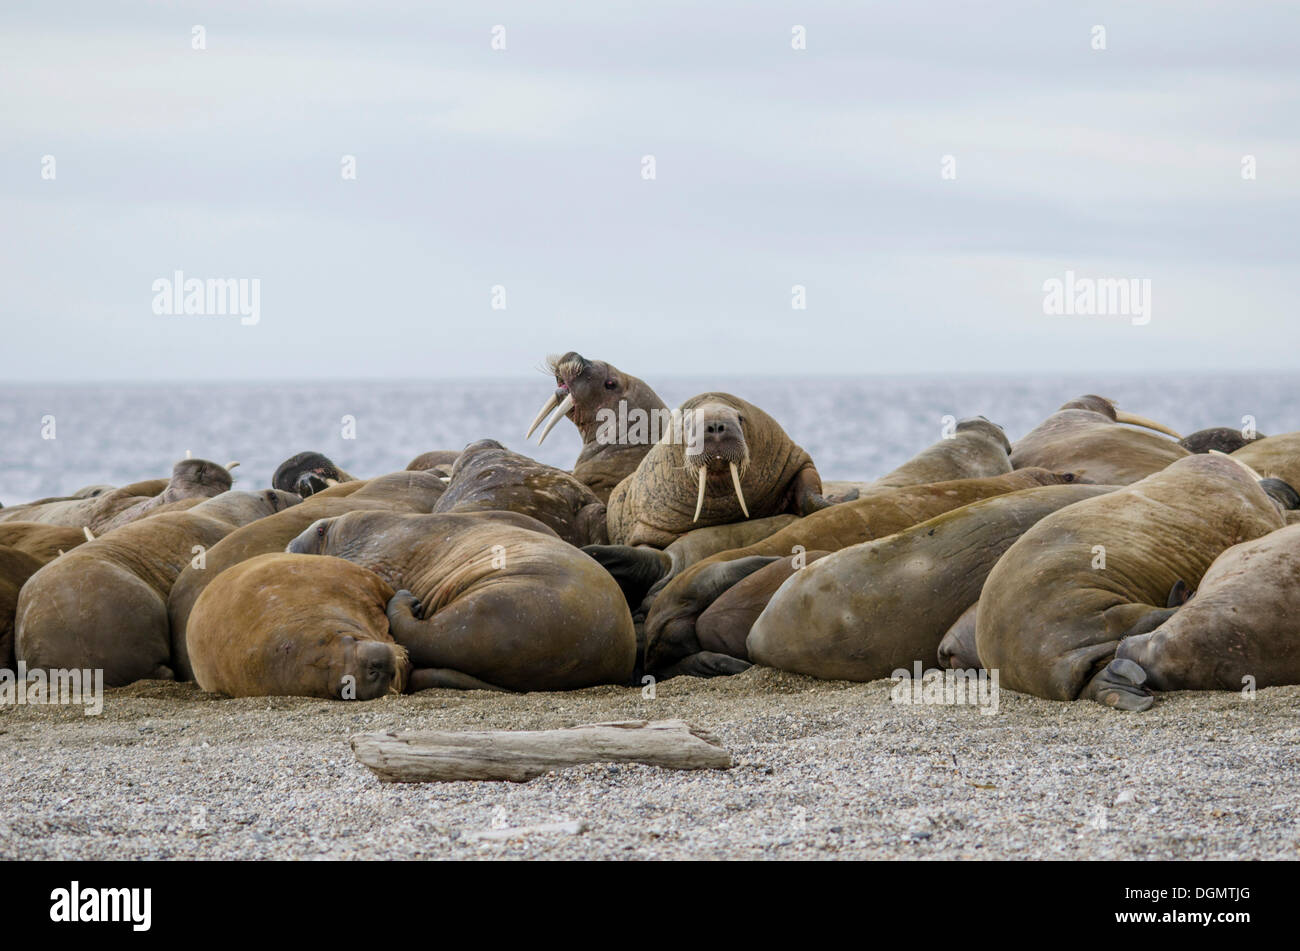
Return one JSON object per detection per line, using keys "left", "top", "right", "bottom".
{"left": 350, "top": 719, "right": 732, "bottom": 783}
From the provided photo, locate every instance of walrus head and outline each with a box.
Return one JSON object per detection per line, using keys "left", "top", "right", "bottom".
{"left": 955, "top": 416, "right": 1012, "bottom": 453}
{"left": 273, "top": 452, "right": 350, "bottom": 497}
{"left": 168, "top": 458, "right": 234, "bottom": 498}
{"left": 1178, "top": 427, "right": 1265, "bottom": 455}
{"left": 337, "top": 636, "right": 408, "bottom": 699}
{"left": 527, "top": 351, "right": 664, "bottom": 446}
{"left": 681, "top": 401, "right": 752, "bottom": 521}
{"left": 286, "top": 517, "right": 336, "bottom": 556}
{"left": 1060, "top": 395, "right": 1183, "bottom": 439}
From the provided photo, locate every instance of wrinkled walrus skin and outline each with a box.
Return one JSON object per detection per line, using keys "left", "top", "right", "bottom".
{"left": 1115, "top": 523, "right": 1300, "bottom": 692}
{"left": 1232, "top": 432, "right": 1300, "bottom": 488}
{"left": 1010, "top": 395, "right": 1187, "bottom": 485}
{"left": 976, "top": 454, "right": 1286, "bottom": 711}
{"left": 0, "top": 523, "right": 88, "bottom": 563}
{"left": 605, "top": 393, "right": 830, "bottom": 547}
{"left": 642, "top": 468, "right": 1079, "bottom": 673}
{"left": 287, "top": 510, "right": 636, "bottom": 692}
{"left": 433, "top": 439, "right": 608, "bottom": 547}
{"left": 870, "top": 417, "right": 1012, "bottom": 487}
{"left": 747, "top": 483, "right": 1114, "bottom": 681}
{"left": 188, "top": 553, "right": 407, "bottom": 700}
{"left": 15, "top": 490, "right": 299, "bottom": 685}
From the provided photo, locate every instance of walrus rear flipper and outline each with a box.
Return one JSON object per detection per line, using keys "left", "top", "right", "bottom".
{"left": 582, "top": 544, "right": 672, "bottom": 609}
{"left": 1085, "top": 658, "right": 1154, "bottom": 712}
{"left": 658, "top": 651, "right": 752, "bottom": 680}
{"left": 408, "top": 668, "right": 509, "bottom": 692}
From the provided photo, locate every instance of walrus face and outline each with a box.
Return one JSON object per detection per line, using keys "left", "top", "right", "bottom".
{"left": 681, "top": 402, "right": 751, "bottom": 521}
{"left": 286, "top": 517, "right": 335, "bottom": 556}
{"left": 273, "top": 452, "right": 348, "bottom": 498}
{"left": 335, "top": 635, "right": 406, "bottom": 699}
{"left": 528, "top": 352, "right": 639, "bottom": 445}
{"left": 956, "top": 417, "right": 1011, "bottom": 453}
{"left": 172, "top": 458, "right": 234, "bottom": 495}
{"left": 1059, "top": 395, "right": 1183, "bottom": 439}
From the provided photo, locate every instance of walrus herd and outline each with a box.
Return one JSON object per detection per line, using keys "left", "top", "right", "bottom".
{"left": 2, "top": 352, "right": 1298, "bottom": 713}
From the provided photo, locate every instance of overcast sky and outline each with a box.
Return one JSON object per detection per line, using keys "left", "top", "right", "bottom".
{"left": 2, "top": 1, "right": 1297, "bottom": 382}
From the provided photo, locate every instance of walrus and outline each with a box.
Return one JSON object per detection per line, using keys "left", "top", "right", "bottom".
{"left": 525, "top": 351, "right": 669, "bottom": 502}
{"left": 187, "top": 553, "right": 407, "bottom": 699}
{"left": 1112, "top": 523, "right": 1300, "bottom": 692}
{"left": 747, "top": 483, "right": 1116, "bottom": 681}
{"left": 0, "top": 459, "right": 234, "bottom": 532}
{"left": 286, "top": 510, "right": 636, "bottom": 691}
{"left": 167, "top": 470, "right": 448, "bottom": 680}
{"left": 1009, "top": 395, "right": 1186, "bottom": 484}
{"left": 937, "top": 603, "right": 981, "bottom": 670}
{"left": 1232, "top": 432, "right": 1300, "bottom": 489}
{"left": 642, "top": 467, "right": 1079, "bottom": 675}
{"left": 695, "top": 549, "right": 831, "bottom": 660}
{"left": 605, "top": 392, "right": 835, "bottom": 548}
{"left": 0, "top": 546, "right": 45, "bottom": 668}
{"left": 405, "top": 449, "right": 460, "bottom": 477}
{"left": 433, "top": 439, "right": 608, "bottom": 546}
{"left": 976, "top": 454, "right": 1291, "bottom": 711}
{"left": 272, "top": 451, "right": 358, "bottom": 497}
{"left": 16, "top": 489, "right": 300, "bottom": 685}
{"left": 871, "top": 417, "right": 1013, "bottom": 487}
{"left": 0, "top": 523, "right": 88, "bottom": 563}
{"left": 1179, "top": 427, "right": 1264, "bottom": 455}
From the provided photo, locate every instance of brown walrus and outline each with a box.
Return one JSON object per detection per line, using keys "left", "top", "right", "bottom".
{"left": 0, "top": 459, "right": 234, "bottom": 532}
{"left": 937, "top": 603, "right": 981, "bottom": 670}
{"left": 525, "top": 351, "right": 669, "bottom": 502}
{"left": 1231, "top": 432, "right": 1300, "bottom": 489}
{"left": 1009, "top": 395, "right": 1186, "bottom": 484}
{"left": 16, "top": 489, "right": 300, "bottom": 685}
{"left": 870, "top": 417, "right": 1012, "bottom": 487}
{"left": 405, "top": 450, "right": 461, "bottom": 477}
{"left": 286, "top": 510, "right": 636, "bottom": 691}
{"left": 747, "top": 483, "right": 1116, "bottom": 681}
{"left": 641, "top": 467, "right": 1079, "bottom": 675}
{"left": 976, "top": 454, "right": 1293, "bottom": 711}
{"left": 187, "top": 553, "right": 407, "bottom": 699}
{"left": 695, "top": 549, "right": 831, "bottom": 660}
{"left": 605, "top": 392, "right": 835, "bottom": 548}
{"left": 0, "top": 523, "right": 88, "bottom": 563}
{"left": 0, "top": 547, "right": 45, "bottom": 669}
{"left": 1112, "top": 523, "right": 1300, "bottom": 692}
{"left": 167, "top": 470, "right": 448, "bottom": 680}
{"left": 433, "top": 439, "right": 608, "bottom": 546}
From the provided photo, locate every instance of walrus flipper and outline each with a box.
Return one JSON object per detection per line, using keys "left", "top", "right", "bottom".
{"left": 1085, "top": 658, "right": 1154, "bottom": 712}
{"left": 408, "top": 668, "right": 509, "bottom": 693}
{"left": 658, "top": 651, "right": 752, "bottom": 680}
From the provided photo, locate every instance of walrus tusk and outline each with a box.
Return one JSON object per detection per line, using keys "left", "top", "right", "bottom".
{"left": 1210, "top": 449, "right": 1263, "bottom": 481}
{"left": 525, "top": 393, "right": 560, "bottom": 440}
{"left": 693, "top": 467, "right": 707, "bottom": 522}
{"left": 82, "top": 526, "right": 95, "bottom": 542}
{"left": 226, "top": 461, "right": 240, "bottom": 470}
{"left": 324, "top": 478, "right": 339, "bottom": 486}
{"left": 729, "top": 462, "right": 749, "bottom": 518}
{"left": 1114, "top": 410, "right": 1182, "bottom": 440}
{"left": 536, "top": 394, "right": 574, "bottom": 446}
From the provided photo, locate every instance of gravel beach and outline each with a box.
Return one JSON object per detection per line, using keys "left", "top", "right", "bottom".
{"left": 3, "top": 669, "right": 1298, "bottom": 861}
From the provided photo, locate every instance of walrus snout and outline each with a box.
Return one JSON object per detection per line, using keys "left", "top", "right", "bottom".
{"left": 273, "top": 451, "right": 349, "bottom": 496}
{"left": 347, "top": 639, "right": 401, "bottom": 699}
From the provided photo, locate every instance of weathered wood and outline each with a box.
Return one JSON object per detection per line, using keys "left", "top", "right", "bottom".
{"left": 350, "top": 719, "right": 732, "bottom": 783}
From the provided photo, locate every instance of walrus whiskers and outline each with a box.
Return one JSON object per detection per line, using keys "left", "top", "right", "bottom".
{"left": 729, "top": 462, "right": 749, "bottom": 518}
{"left": 536, "top": 394, "right": 574, "bottom": 445}
{"left": 526, "top": 392, "right": 560, "bottom": 439}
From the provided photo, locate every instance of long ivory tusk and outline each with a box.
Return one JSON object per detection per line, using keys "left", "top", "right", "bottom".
{"left": 83, "top": 526, "right": 95, "bottom": 542}
{"left": 536, "top": 394, "right": 574, "bottom": 446}
{"left": 525, "top": 393, "right": 560, "bottom": 440}
{"left": 1114, "top": 410, "right": 1182, "bottom": 440}
{"left": 693, "top": 467, "right": 707, "bottom": 522}
{"left": 729, "top": 462, "right": 749, "bottom": 518}
{"left": 1210, "top": 449, "right": 1263, "bottom": 481}
{"left": 226, "top": 461, "right": 240, "bottom": 470}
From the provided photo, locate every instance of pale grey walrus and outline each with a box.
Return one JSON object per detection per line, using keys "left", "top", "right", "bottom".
{"left": 1010, "top": 395, "right": 1186, "bottom": 484}
{"left": 976, "top": 454, "right": 1293, "bottom": 711}
{"left": 1114, "top": 523, "right": 1300, "bottom": 692}
{"left": 1232, "top": 432, "right": 1300, "bottom": 489}
{"left": 287, "top": 510, "right": 636, "bottom": 691}
{"left": 525, "top": 351, "right": 669, "bottom": 502}
{"left": 747, "top": 483, "right": 1115, "bottom": 681}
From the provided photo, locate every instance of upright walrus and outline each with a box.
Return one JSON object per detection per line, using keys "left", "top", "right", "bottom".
{"left": 1113, "top": 523, "right": 1300, "bottom": 692}
{"left": 525, "top": 351, "right": 669, "bottom": 502}
{"left": 16, "top": 490, "right": 300, "bottom": 685}
{"left": 747, "top": 483, "right": 1115, "bottom": 681}
{"left": 287, "top": 510, "right": 636, "bottom": 691}
{"left": 187, "top": 553, "right": 407, "bottom": 700}
{"left": 1010, "top": 395, "right": 1186, "bottom": 484}
{"left": 641, "top": 467, "right": 1079, "bottom": 674}
{"left": 606, "top": 392, "right": 834, "bottom": 548}
{"left": 977, "top": 454, "right": 1291, "bottom": 711}
{"left": 433, "top": 439, "right": 608, "bottom": 546}
{"left": 870, "top": 417, "right": 1012, "bottom": 487}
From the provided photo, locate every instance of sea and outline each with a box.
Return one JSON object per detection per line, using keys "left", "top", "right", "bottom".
{"left": 1, "top": 373, "right": 1296, "bottom": 505}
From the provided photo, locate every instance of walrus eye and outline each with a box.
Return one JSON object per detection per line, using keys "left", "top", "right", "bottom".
{"left": 604, "top": 379, "right": 616, "bottom": 390}
{"left": 316, "top": 525, "right": 326, "bottom": 537}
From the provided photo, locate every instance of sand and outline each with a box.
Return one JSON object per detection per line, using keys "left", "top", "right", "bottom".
{"left": 2, "top": 668, "right": 1298, "bottom": 860}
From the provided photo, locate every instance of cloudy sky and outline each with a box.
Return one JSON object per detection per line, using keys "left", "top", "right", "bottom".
{"left": 2, "top": 1, "right": 1297, "bottom": 381}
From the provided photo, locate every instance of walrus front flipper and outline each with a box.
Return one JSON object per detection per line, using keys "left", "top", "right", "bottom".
{"left": 658, "top": 651, "right": 752, "bottom": 679}
{"left": 408, "top": 668, "right": 509, "bottom": 693}
{"left": 582, "top": 544, "right": 673, "bottom": 609}
{"left": 1085, "top": 658, "right": 1154, "bottom": 712}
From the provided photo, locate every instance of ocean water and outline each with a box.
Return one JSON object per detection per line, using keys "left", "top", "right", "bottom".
{"left": 1, "top": 373, "right": 1297, "bottom": 504}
